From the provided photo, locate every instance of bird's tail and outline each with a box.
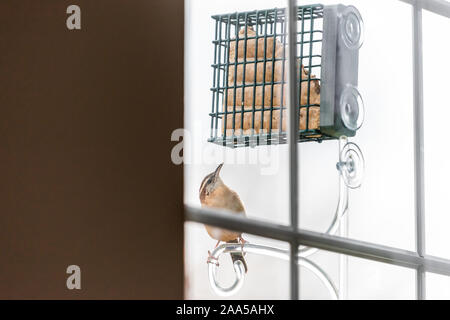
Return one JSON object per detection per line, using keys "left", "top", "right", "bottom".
{"left": 227, "top": 239, "right": 248, "bottom": 273}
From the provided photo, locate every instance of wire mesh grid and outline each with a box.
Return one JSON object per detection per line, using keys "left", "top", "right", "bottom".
{"left": 209, "top": 4, "right": 335, "bottom": 148}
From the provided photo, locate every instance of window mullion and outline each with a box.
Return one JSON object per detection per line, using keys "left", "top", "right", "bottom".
{"left": 412, "top": 1, "right": 426, "bottom": 300}
{"left": 287, "top": 0, "right": 300, "bottom": 301}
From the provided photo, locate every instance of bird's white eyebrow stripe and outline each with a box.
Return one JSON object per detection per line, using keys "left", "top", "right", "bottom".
{"left": 199, "top": 173, "right": 214, "bottom": 193}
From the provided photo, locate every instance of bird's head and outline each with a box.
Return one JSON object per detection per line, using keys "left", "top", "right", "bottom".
{"left": 199, "top": 163, "right": 224, "bottom": 203}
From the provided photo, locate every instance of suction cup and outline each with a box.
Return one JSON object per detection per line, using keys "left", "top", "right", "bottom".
{"left": 337, "top": 142, "right": 364, "bottom": 189}
{"left": 340, "top": 85, "right": 364, "bottom": 131}
{"left": 339, "top": 6, "right": 364, "bottom": 50}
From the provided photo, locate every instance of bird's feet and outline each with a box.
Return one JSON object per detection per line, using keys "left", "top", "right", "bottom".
{"left": 206, "top": 250, "right": 219, "bottom": 267}
{"left": 238, "top": 236, "right": 248, "bottom": 245}
{"left": 238, "top": 236, "right": 248, "bottom": 256}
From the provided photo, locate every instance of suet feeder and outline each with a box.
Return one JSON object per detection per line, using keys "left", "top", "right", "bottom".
{"left": 208, "top": 4, "right": 364, "bottom": 148}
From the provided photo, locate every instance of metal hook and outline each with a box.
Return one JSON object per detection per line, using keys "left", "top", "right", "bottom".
{"left": 207, "top": 242, "right": 338, "bottom": 299}
{"left": 299, "top": 136, "right": 351, "bottom": 257}
{"left": 336, "top": 136, "right": 365, "bottom": 189}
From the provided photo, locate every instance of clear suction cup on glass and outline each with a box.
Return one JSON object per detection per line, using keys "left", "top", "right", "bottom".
{"left": 337, "top": 142, "right": 364, "bottom": 189}
{"left": 340, "top": 85, "right": 364, "bottom": 131}
{"left": 339, "top": 5, "right": 364, "bottom": 50}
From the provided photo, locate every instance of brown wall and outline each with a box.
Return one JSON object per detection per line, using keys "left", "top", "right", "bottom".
{"left": 0, "top": 0, "right": 184, "bottom": 299}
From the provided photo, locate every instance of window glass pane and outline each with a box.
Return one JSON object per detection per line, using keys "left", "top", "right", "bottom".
{"left": 185, "top": 221, "right": 290, "bottom": 299}
{"left": 300, "top": 249, "right": 416, "bottom": 299}
{"left": 297, "top": 0, "right": 415, "bottom": 251}
{"left": 184, "top": 0, "right": 291, "bottom": 226}
{"left": 346, "top": 255, "right": 415, "bottom": 299}
{"left": 423, "top": 10, "right": 450, "bottom": 260}
{"left": 426, "top": 273, "right": 450, "bottom": 300}
{"left": 298, "top": 248, "right": 340, "bottom": 300}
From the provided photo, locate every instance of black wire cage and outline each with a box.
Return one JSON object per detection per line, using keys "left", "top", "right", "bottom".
{"left": 209, "top": 4, "right": 364, "bottom": 148}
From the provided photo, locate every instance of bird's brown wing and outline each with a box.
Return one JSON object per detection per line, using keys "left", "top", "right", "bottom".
{"left": 227, "top": 190, "right": 248, "bottom": 272}
{"left": 229, "top": 189, "right": 246, "bottom": 216}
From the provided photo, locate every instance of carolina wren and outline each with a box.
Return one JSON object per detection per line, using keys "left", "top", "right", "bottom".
{"left": 199, "top": 163, "right": 248, "bottom": 272}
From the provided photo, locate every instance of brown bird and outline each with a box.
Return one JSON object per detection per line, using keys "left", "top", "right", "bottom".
{"left": 199, "top": 163, "right": 248, "bottom": 272}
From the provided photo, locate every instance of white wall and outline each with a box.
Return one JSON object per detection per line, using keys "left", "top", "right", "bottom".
{"left": 184, "top": 0, "right": 450, "bottom": 299}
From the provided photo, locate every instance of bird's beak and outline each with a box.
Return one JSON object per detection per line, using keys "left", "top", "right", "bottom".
{"left": 214, "top": 163, "right": 224, "bottom": 178}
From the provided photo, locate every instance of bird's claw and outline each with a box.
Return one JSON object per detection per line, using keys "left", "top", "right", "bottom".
{"left": 207, "top": 250, "right": 219, "bottom": 267}
{"left": 238, "top": 236, "right": 248, "bottom": 245}
{"left": 238, "top": 236, "right": 248, "bottom": 256}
